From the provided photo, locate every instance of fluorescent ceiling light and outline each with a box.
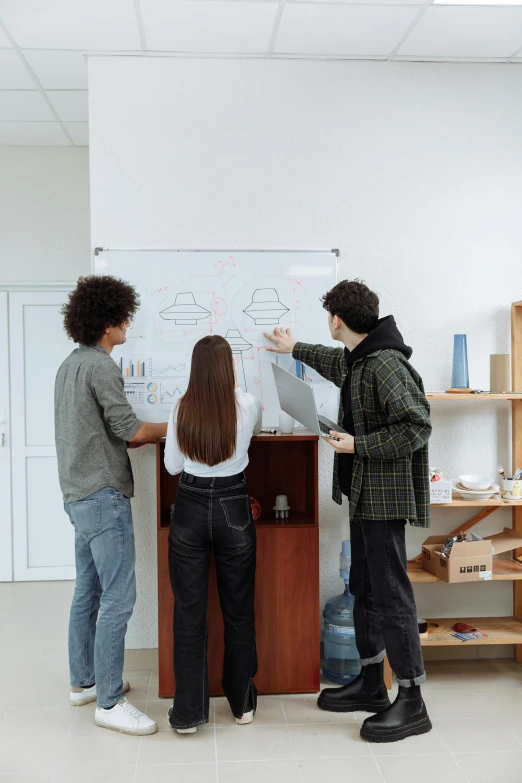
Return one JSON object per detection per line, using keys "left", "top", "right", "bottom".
{"left": 434, "top": 0, "right": 522, "bottom": 4}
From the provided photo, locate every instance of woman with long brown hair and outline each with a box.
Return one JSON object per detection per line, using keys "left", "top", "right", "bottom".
{"left": 164, "top": 335, "right": 262, "bottom": 733}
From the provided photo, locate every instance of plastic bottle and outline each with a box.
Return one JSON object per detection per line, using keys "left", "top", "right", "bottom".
{"left": 322, "top": 540, "right": 361, "bottom": 685}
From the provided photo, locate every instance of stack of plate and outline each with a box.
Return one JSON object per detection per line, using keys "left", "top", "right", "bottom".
{"left": 451, "top": 480, "right": 500, "bottom": 501}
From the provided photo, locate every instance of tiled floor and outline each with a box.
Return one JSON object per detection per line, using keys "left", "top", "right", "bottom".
{"left": 2, "top": 582, "right": 522, "bottom": 783}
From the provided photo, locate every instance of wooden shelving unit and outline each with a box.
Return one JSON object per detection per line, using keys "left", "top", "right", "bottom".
{"left": 417, "top": 300, "right": 522, "bottom": 660}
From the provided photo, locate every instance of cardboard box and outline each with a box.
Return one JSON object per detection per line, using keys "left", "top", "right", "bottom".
{"left": 421, "top": 528, "right": 522, "bottom": 583}
{"left": 429, "top": 480, "right": 452, "bottom": 504}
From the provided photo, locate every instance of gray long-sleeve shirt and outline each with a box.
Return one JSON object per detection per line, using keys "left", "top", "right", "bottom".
{"left": 54, "top": 344, "right": 143, "bottom": 502}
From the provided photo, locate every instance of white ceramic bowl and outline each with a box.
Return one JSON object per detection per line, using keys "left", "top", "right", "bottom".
{"left": 456, "top": 489, "right": 495, "bottom": 501}
{"left": 460, "top": 474, "right": 493, "bottom": 491}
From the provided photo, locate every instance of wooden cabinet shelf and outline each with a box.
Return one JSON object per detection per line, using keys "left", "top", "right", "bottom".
{"left": 420, "top": 617, "right": 522, "bottom": 646}
{"left": 426, "top": 393, "right": 522, "bottom": 400}
{"left": 156, "top": 432, "right": 321, "bottom": 698}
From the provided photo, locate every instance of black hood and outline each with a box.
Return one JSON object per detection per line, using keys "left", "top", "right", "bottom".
{"left": 345, "top": 315, "right": 412, "bottom": 367}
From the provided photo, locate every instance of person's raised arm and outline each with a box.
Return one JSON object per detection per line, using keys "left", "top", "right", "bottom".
{"left": 264, "top": 328, "right": 345, "bottom": 387}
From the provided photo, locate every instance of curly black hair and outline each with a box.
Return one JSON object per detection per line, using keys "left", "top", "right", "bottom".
{"left": 321, "top": 279, "right": 379, "bottom": 334}
{"left": 62, "top": 275, "right": 140, "bottom": 345}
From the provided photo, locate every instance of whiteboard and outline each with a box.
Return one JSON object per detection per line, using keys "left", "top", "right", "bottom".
{"left": 95, "top": 250, "right": 339, "bottom": 426}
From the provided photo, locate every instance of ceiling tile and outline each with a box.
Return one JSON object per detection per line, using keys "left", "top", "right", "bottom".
{"left": 141, "top": 0, "right": 278, "bottom": 52}
{"left": 275, "top": 4, "right": 419, "bottom": 55}
{"left": 64, "top": 121, "right": 89, "bottom": 146}
{"left": 0, "top": 50, "right": 35, "bottom": 88}
{"left": 398, "top": 7, "right": 522, "bottom": 58}
{"left": 298, "top": 0, "right": 422, "bottom": 4}
{"left": 0, "top": 26, "right": 12, "bottom": 47}
{"left": 0, "top": 121, "right": 69, "bottom": 145}
{"left": 0, "top": 91, "right": 54, "bottom": 121}
{"left": 0, "top": 0, "right": 141, "bottom": 50}
{"left": 23, "top": 50, "right": 88, "bottom": 89}
{"left": 47, "top": 90, "right": 88, "bottom": 121}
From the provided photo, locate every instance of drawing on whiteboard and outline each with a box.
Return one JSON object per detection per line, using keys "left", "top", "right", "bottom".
{"left": 243, "top": 288, "right": 289, "bottom": 326}
{"left": 149, "top": 359, "right": 187, "bottom": 377}
{"left": 225, "top": 329, "right": 252, "bottom": 391}
{"left": 160, "top": 293, "right": 211, "bottom": 325}
{"left": 117, "top": 356, "right": 148, "bottom": 377}
{"left": 160, "top": 382, "right": 186, "bottom": 404}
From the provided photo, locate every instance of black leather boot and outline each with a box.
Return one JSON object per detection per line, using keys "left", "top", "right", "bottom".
{"left": 317, "top": 661, "right": 391, "bottom": 713}
{"left": 360, "top": 685, "right": 432, "bottom": 743}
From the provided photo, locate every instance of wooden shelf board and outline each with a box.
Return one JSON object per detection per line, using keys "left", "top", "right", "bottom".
{"left": 420, "top": 616, "right": 522, "bottom": 646}
{"left": 408, "top": 558, "right": 522, "bottom": 583}
{"left": 431, "top": 498, "right": 522, "bottom": 508}
{"left": 426, "top": 393, "right": 521, "bottom": 400}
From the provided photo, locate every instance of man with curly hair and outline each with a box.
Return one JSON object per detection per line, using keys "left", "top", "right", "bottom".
{"left": 55, "top": 275, "right": 167, "bottom": 736}
{"left": 265, "top": 280, "right": 432, "bottom": 744}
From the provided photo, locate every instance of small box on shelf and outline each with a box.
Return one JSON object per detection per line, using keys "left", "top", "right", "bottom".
{"left": 421, "top": 528, "right": 522, "bottom": 583}
{"left": 430, "top": 480, "right": 452, "bottom": 504}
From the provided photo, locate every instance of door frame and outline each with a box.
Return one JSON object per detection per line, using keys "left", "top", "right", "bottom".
{"left": 7, "top": 286, "right": 76, "bottom": 581}
{"left": 0, "top": 292, "right": 12, "bottom": 581}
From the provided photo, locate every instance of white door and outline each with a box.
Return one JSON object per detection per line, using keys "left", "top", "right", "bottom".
{"left": 10, "top": 291, "right": 76, "bottom": 581}
{"left": 0, "top": 293, "right": 12, "bottom": 581}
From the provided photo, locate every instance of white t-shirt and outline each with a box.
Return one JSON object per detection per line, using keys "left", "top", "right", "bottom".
{"left": 164, "top": 387, "right": 262, "bottom": 477}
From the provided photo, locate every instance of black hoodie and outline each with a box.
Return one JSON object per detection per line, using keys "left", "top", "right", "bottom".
{"left": 339, "top": 315, "right": 413, "bottom": 498}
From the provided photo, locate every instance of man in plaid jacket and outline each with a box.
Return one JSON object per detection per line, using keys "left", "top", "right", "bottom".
{"left": 265, "top": 279, "right": 432, "bottom": 744}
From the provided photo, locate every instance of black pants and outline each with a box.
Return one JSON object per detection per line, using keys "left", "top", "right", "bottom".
{"left": 349, "top": 518, "right": 426, "bottom": 687}
{"left": 168, "top": 472, "right": 257, "bottom": 729}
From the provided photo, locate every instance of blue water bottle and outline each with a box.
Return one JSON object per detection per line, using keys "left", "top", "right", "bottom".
{"left": 322, "top": 540, "right": 361, "bottom": 685}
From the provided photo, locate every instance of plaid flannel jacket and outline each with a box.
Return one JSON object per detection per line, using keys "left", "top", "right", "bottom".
{"left": 293, "top": 342, "right": 431, "bottom": 527}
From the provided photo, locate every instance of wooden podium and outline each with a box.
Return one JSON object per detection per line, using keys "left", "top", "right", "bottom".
{"left": 156, "top": 431, "right": 320, "bottom": 698}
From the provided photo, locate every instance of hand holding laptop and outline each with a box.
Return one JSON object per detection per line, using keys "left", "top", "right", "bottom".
{"left": 323, "top": 431, "right": 355, "bottom": 453}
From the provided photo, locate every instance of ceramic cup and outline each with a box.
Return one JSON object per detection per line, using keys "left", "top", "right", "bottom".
{"left": 501, "top": 478, "right": 522, "bottom": 499}
{"left": 278, "top": 411, "right": 295, "bottom": 434}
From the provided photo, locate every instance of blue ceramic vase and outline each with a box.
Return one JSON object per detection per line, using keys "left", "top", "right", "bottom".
{"left": 451, "top": 334, "right": 469, "bottom": 389}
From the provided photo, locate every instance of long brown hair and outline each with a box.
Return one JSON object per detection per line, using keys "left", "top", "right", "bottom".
{"left": 177, "top": 335, "right": 238, "bottom": 466}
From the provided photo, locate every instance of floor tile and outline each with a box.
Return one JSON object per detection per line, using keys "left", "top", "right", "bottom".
{"left": 216, "top": 725, "right": 293, "bottom": 761}
{"left": 282, "top": 695, "right": 357, "bottom": 724}
{"left": 214, "top": 696, "right": 284, "bottom": 727}
{"left": 9, "top": 678, "right": 68, "bottom": 707}
{"left": 370, "top": 726, "right": 448, "bottom": 756}
{"left": 452, "top": 751, "right": 522, "bottom": 783}
{"left": 476, "top": 689, "right": 522, "bottom": 717}
{"left": 57, "top": 731, "right": 140, "bottom": 767}
{"left": 376, "top": 753, "right": 467, "bottom": 783}
{"left": 137, "top": 728, "right": 216, "bottom": 766}
{"left": 69, "top": 702, "right": 105, "bottom": 733}
{"left": 288, "top": 723, "right": 371, "bottom": 758}
{"left": 421, "top": 689, "right": 485, "bottom": 720}
{"left": 0, "top": 772, "right": 53, "bottom": 783}
{"left": 124, "top": 650, "right": 158, "bottom": 672}
{"left": 298, "top": 757, "right": 383, "bottom": 783}
{"left": 219, "top": 760, "right": 299, "bottom": 783}
{"left": 136, "top": 765, "right": 216, "bottom": 783}
{"left": 0, "top": 735, "right": 63, "bottom": 772}
{"left": 0, "top": 705, "right": 74, "bottom": 735}
{"left": 462, "top": 670, "right": 522, "bottom": 689}
{"left": 51, "top": 766, "right": 136, "bottom": 783}
{"left": 434, "top": 717, "right": 522, "bottom": 753}
{"left": 421, "top": 670, "right": 468, "bottom": 691}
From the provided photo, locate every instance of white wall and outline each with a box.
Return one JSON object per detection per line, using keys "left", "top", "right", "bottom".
{"left": 0, "top": 147, "right": 90, "bottom": 282}
{"left": 89, "top": 57, "right": 522, "bottom": 652}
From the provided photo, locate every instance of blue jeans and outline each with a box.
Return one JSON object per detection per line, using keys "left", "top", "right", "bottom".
{"left": 64, "top": 487, "right": 136, "bottom": 708}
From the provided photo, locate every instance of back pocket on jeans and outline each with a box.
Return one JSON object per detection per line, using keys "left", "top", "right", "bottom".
{"left": 220, "top": 495, "right": 252, "bottom": 532}
{"left": 68, "top": 497, "right": 102, "bottom": 542}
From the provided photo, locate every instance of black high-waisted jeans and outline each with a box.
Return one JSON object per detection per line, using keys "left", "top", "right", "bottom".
{"left": 168, "top": 471, "right": 257, "bottom": 729}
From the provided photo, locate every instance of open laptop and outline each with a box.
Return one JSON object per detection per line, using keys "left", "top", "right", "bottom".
{"left": 271, "top": 363, "right": 347, "bottom": 439}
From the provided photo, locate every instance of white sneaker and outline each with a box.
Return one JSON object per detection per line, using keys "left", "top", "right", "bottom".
{"left": 95, "top": 698, "right": 158, "bottom": 735}
{"left": 236, "top": 710, "right": 254, "bottom": 725}
{"left": 70, "top": 680, "right": 130, "bottom": 706}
